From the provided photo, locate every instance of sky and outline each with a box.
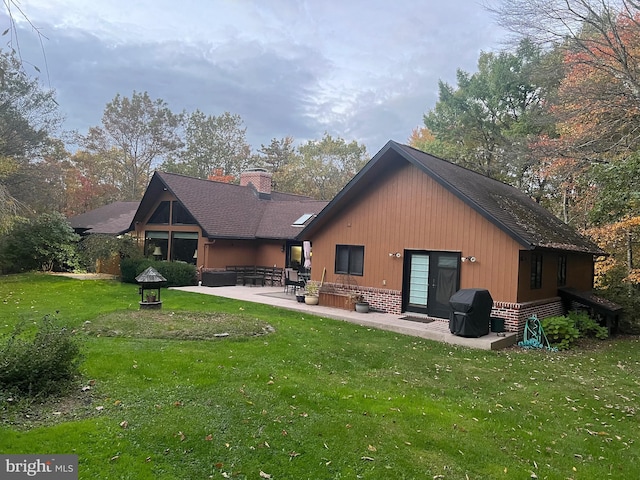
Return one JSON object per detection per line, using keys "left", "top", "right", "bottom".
{"left": 5, "top": 0, "right": 508, "bottom": 156}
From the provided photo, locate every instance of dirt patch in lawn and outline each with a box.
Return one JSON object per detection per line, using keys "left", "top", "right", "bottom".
{"left": 81, "top": 310, "right": 274, "bottom": 341}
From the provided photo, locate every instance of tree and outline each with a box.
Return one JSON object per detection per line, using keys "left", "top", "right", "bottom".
{"left": 278, "top": 133, "right": 369, "bottom": 200}
{"left": 423, "top": 39, "right": 556, "bottom": 185}
{"left": 161, "top": 110, "right": 250, "bottom": 180}
{"left": 0, "top": 49, "right": 61, "bottom": 230}
{"left": 257, "top": 136, "right": 300, "bottom": 190}
{"left": 61, "top": 150, "right": 122, "bottom": 216}
{"left": 492, "top": 1, "right": 640, "bottom": 158}
{"left": 407, "top": 126, "right": 465, "bottom": 160}
{"left": 81, "top": 91, "right": 183, "bottom": 200}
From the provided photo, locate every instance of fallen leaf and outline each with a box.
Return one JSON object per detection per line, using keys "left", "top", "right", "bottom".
{"left": 281, "top": 429, "right": 288, "bottom": 436}
{"left": 145, "top": 457, "right": 151, "bottom": 463}
{"left": 289, "top": 451, "right": 300, "bottom": 457}
{"left": 361, "top": 456, "right": 375, "bottom": 461}
{"left": 95, "top": 406, "right": 104, "bottom": 411}
{"left": 176, "top": 431, "right": 186, "bottom": 442}
{"left": 367, "top": 445, "right": 377, "bottom": 452}
{"left": 119, "top": 421, "right": 128, "bottom": 429}
{"left": 110, "top": 455, "right": 119, "bottom": 462}
{"left": 259, "top": 471, "right": 271, "bottom": 478}
{"left": 205, "top": 434, "right": 213, "bottom": 441}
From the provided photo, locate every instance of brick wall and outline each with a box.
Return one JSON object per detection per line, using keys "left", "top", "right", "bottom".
{"left": 322, "top": 283, "right": 403, "bottom": 315}
{"left": 490, "top": 298, "right": 564, "bottom": 339}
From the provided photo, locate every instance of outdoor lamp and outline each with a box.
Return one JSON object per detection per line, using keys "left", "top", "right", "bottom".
{"left": 152, "top": 246, "right": 162, "bottom": 260}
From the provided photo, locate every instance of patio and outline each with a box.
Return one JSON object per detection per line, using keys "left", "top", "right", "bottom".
{"left": 172, "top": 285, "right": 517, "bottom": 350}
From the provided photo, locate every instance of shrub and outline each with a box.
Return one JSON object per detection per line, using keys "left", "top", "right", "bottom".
{"left": 0, "top": 314, "right": 82, "bottom": 398}
{"left": 120, "top": 258, "right": 197, "bottom": 287}
{"left": 568, "top": 310, "right": 609, "bottom": 340}
{"left": 0, "top": 212, "right": 80, "bottom": 273}
{"left": 542, "top": 311, "right": 609, "bottom": 350}
{"left": 542, "top": 315, "right": 580, "bottom": 350}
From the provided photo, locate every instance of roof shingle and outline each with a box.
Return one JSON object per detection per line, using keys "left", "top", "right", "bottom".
{"left": 132, "top": 172, "right": 328, "bottom": 240}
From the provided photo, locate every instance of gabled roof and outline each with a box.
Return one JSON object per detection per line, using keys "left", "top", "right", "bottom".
{"left": 131, "top": 171, "right": 328, "bottom": 240}
{"left": 68, "top": 201, "right": 140, "bottom": 235}
{"left": 299, "top": 140, "right": 604, "bottom": 255}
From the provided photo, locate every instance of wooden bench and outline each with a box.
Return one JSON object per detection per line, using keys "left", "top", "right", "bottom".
{"left": 226, "top": 266, "right": 284, "bottom": 287}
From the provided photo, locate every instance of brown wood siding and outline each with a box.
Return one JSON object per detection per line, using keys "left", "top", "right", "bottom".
{"left": 205, "top": 239, "right": 257, "bottom": 268}
{"left": 308, "top": 163, "right": 523, "bottom": 303}
{"left": 256, "top": 241, "right": 287, "bottom": 268}
{"left": 517, "top": 251, "right": 595, "bottom": 302}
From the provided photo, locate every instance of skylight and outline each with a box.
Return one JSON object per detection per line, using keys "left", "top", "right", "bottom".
{"left": 292, "top": 213, "right": 314, "bottom": 227}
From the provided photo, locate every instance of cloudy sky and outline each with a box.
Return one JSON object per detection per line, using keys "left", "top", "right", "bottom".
{"left": 6, "top": 0, "right": 507, "bottom": 155}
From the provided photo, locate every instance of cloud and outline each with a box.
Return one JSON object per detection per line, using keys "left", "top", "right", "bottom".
{"left": 11, "top": 0, "right": 508, "bottom": 155}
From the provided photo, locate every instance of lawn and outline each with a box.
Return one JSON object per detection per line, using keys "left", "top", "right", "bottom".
{"left": 1, "top": 273, "right": 639, "bottom": 479}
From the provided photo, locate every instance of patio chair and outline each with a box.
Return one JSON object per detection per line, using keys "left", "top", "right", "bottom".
{"left": 284, "top": 268, "right": 305, "bottom": 294}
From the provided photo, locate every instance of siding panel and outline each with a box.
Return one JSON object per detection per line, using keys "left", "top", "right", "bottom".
{"left": 310, "top": 163, "right": 523, "bottom": 303}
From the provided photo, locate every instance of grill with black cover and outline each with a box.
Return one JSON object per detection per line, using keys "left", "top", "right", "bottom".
{"left": 449, "top": 288, "right": 493, "bottom": 337}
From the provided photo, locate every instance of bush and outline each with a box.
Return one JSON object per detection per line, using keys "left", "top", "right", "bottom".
{"left": 542, "top": 311, "right": 609, "bottom": 350}
{"left": 542, "top": 315, "right": 580, "bottom": 350}
{"left": 120, "top": 258, "right": 197, "bottom": 287}
{"left": 0, "top": 212, "right": 80, "bottom": 273}
{"left": 568, "top": 310, "right": 609, "bottom": 340}
{"left": 0, "top": 314, "right": 82, "bottom": 398}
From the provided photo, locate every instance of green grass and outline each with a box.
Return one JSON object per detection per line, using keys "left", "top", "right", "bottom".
{"left": 1, "top": 273, "right": 639, "bottom": 479}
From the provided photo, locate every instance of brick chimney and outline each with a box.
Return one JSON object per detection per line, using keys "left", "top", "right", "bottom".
{"left": 240, "top": 169, "right": 272, "bottom": 196}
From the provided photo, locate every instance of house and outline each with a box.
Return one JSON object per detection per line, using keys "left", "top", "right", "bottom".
{"left": 298, "top": 141, "right": 605, "bottom": 336}
{"left": 68, "top": 201, "right": 140, "bottom": 235}
{"left": 129, "top": 169, "right": 328, "bottom": 270}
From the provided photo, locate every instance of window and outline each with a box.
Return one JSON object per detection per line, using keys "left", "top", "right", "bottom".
{"left": 171, "top": 232, "right": 199, "bottom": 264}
{"left": 557, "top": 254, "right": 567, "bottom": 286}
{"left": 335, "top": 245, "right": 364, "bottom": 276}
{"left": 144, "top": 231, "right": 169, "bottom": 259}
{"left": 530, "top": 253, "right": 543, "bottom": 289}
{"left": 172, "top": 201, "right": 196, "bottom": 225}
{"left": 148, "top": 201, "right": 170, "bottom": 224}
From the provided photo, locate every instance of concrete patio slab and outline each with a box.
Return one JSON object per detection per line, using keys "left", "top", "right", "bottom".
{"left": 173, "top": 284, "right": 517, "bottom": 350}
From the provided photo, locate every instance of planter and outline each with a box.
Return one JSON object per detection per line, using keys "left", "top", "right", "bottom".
{"left": 355, "top": 302, "right": 369, "bottom": 313}
{"left": 304, "top": 295, "right": 319, "bottom": 305}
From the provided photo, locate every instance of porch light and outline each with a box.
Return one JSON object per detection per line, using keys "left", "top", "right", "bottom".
{"left": 461, "top": 256, "right": 477, "bottom": 263}
{"left": 193, "top": 249, "right": 198, "bottom": 259}
{"left": 152, "top": 246, "right": 163, "bottom": 260}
